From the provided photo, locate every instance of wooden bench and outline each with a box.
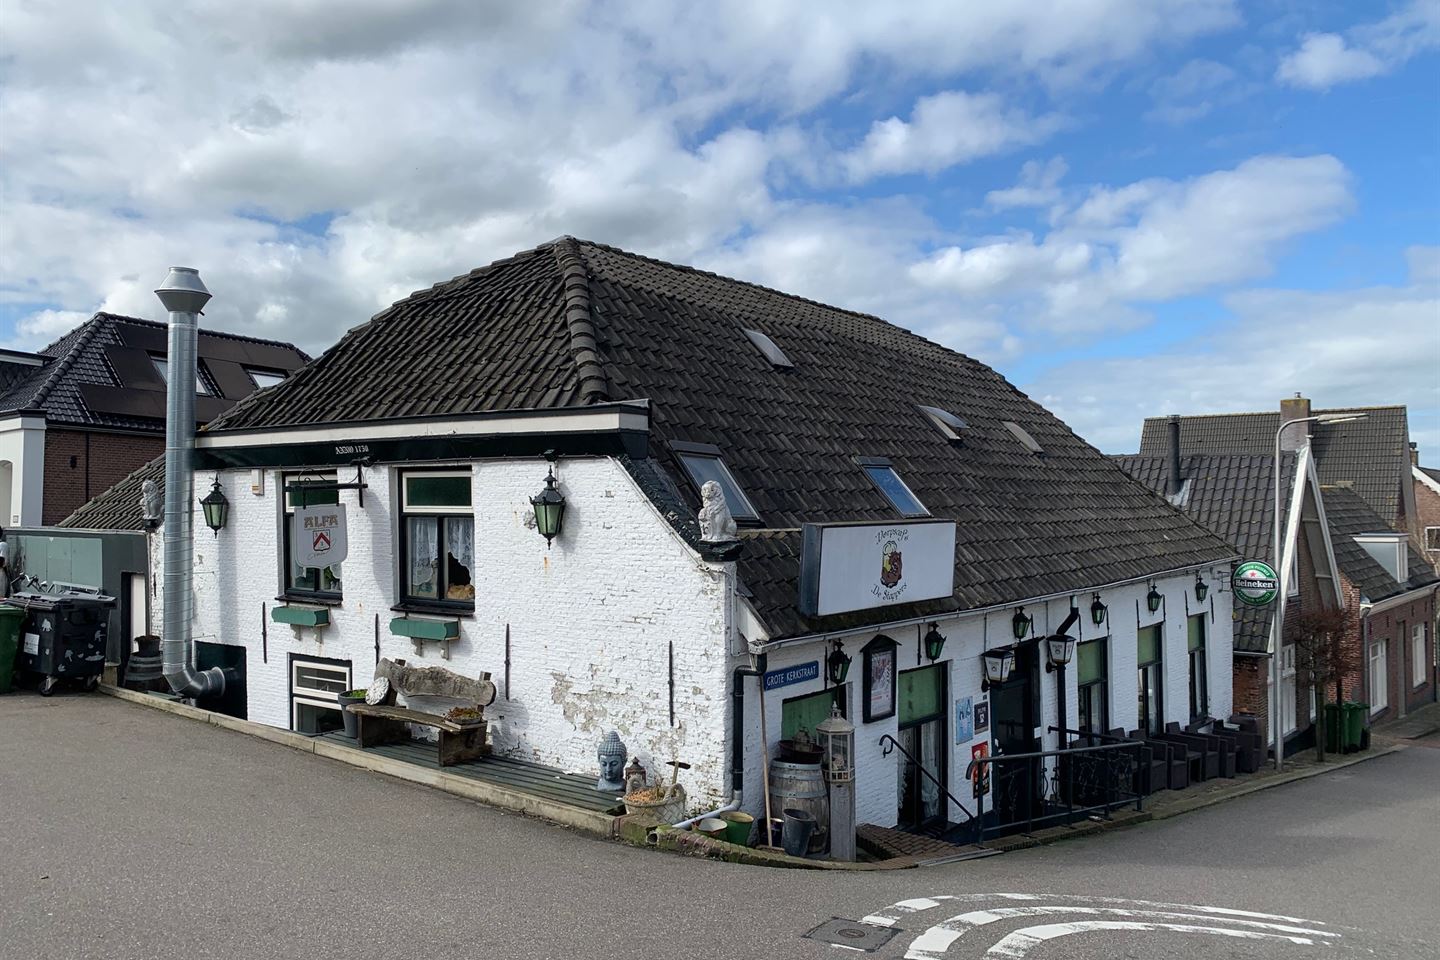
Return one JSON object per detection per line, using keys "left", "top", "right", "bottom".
{"left": 348, "top": 704, "right": 490, "bottom": 767}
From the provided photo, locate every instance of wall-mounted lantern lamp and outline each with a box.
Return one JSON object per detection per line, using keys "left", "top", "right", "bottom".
{"left": 1011, "top": 607, "right": 1033, "bottom": 641}
{"left": 923, "top": 624, "right": 947, "bottom": 662}
{"left": 1044, "top": 634, "right": 1076, "bottom": 673}
{"left": 1090, "top": 593, "right": 1107, "bottom": 627}
{"left": 199, "top": 477, "right": 229, "bottom": 536}
{"left": 1194, "top": 574, "right": 1208, "bottom": 602}
{"left": 981, "top": 647, "right": 1015, "bottom": 691}
{"left": 530, "top": 450, "right": 566, "bottom": 547}
{"left": 827, "top": 639, "right": 852, "bottom": 685}
{"left": 1146, "top": 583, "right": 1163, "bottom": 613}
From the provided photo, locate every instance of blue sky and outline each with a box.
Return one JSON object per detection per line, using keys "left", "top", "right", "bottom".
{"left": 1, "top": 0, "right": 1436, "bottom": 453}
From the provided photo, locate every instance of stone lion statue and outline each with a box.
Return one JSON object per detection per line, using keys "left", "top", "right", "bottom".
{"left": 698, "top": 479, "right": 737, "bottom": 543}
{"left": 141, "top": 479, "right": 162, "bottom": 527}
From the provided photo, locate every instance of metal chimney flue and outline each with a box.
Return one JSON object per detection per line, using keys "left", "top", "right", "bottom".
{"left": 156, "top": 267, "right": 227, "bottom": 700}
{"left": 1166, "top": 415, "right": 1184, "bottom": 498}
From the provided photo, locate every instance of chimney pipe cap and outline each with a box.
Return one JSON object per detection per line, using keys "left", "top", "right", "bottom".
{"left": 155, "top": 266, "right": 211, "bottom": 315}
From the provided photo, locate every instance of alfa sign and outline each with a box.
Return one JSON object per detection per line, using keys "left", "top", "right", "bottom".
{"left": 293, "top": 503, "right": 348, "bottom": 568}
{"left": 1232, "top": 560, "right": 1279, "bottom": 607}
{"left": 798, "top": 519, "right": 957, "bottom": 617}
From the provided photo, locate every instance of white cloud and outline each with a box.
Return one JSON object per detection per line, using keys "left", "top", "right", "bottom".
{"left": 1029, "top": 250, "right": 1440, "bottom": 455}
{"left": 910, "top": 155, "right": 1353, "bottom": 332}
{"left": 843, "top": 91, "right": 1064, "bottom": 182}
{"left": 985, "top": 157, "right": 1069, "bottom": 210}
{"left": 1146, "top": 58, "right": 1242, "bottom": 123}
{"left": 1276, "top": 1, "right": 1440, "bottom": 90}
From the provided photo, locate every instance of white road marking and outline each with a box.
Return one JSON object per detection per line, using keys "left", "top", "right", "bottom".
{"left": 904, "top": 905, "right": 1337, "bottom": 959}
{"left": 861, "top": 892, "right": 1325, "bottom": 928}
{"left": 984, "top": 920, "right": 1323, "bottom": 957}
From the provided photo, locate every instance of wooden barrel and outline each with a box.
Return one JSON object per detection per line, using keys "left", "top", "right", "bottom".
{"left": 769, "top": 759, "right": 828, "bottom": 850}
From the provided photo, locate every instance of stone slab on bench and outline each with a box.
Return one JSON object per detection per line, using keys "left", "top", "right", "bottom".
{"left": 350, "top": 703, "right": 489, "bottom": 766}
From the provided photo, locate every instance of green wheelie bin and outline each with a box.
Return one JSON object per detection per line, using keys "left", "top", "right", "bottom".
{"left": 1343, "top": 701, "right": 1368, "bottom": 752}
{"left": 1323, "top": 702, "right": 1344, "bottom": 754}
{"left": 0, "top": 603, "right": 25, "bottom": 694}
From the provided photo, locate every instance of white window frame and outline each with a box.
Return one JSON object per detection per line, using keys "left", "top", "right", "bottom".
{"left": 282, "top": 470, "right": 342, "bottom": 598}
{"left": 246, "top": 367, "right": 287, "bottom": 389}
{"left": 860, "top": 462, "right": 929, "bottom": 518}
{"left": 290, "top": 657, "right": 352, "bottom": 731}
{"left": 1280, "top": 644, "right": 1298, "bottom": 736}
{"left": 1413, "top": 624, "right": 1427, "bottom": 688}
{"left": 1369, "top": 640, "right": 1388, "bottom": 713}
{"left": 399, "top": 468, "right": 475, "bottom": 606}
{"left": 1425, "top": 527, "right": 1440, "bottom": 552}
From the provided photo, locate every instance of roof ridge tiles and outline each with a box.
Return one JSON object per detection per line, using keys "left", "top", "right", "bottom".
{"left": 552, "top": 237, "right": 610, "bottom": 404}
{"left": 27, "top": 314, "right": 107, "bottom": 411}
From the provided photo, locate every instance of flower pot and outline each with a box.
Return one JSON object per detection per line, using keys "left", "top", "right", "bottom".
{"left": 720, "top": 811, "right": 754, "bottom": 846}
{"left": 781, "top": 807, "right": 816, "bottom": 858}
{"left": 338, "top": 693, "right": 366, "bottom": 738}
{"left": 696, "top": 818, "right": 728, "bottom": 840}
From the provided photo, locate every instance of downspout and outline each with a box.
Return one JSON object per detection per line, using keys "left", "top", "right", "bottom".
{"left": 1051, "top": 605, "right": 1080, "bottom": 746}
{"left": 673, "top": 652, "right": 766, "bottom": 830}
{"left": 157, "top": 267, "right": 227, "bottom": 700}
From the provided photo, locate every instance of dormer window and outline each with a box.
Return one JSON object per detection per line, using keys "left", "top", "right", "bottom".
{"left": 857, "top": 457, "right": 928, "bottom": 517}
{"left": 246, "top": 367, "right": 287, "bottom": 390}
{"left": 151, "top": 354, "right": 211, "bottom": 395}
{"left": 742, "top": 329, "right": 794, "bottom": 370}
{"left": 672, "top": 441, "right": 760, "bottom": 522}
{"left": 1002, "top": 420, "right": 1043, "bottom": 455}
{"left": 917, "top": 405, "right": 968, "bottom": 441}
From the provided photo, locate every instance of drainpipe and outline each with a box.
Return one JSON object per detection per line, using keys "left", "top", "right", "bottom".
{"left": 1051, "top": 606, "right": 1080, "bottom": 746}
{"left": 156, "top": 267, "right": 227, "bottom": 700}
{"left": 1167, "top": 415, "right": 1184, "bottom": 498}
{"left": 730, "top": 653, "right": 767, "bottom": 793}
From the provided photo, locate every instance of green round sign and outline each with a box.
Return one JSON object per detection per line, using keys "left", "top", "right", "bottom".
{"left": 1233, "top": 560, "right": 1280, "bottom": 607}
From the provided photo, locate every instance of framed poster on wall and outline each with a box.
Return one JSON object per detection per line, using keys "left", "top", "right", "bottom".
{"left": 862, "top": 635, "right": 897, "bottom": 722}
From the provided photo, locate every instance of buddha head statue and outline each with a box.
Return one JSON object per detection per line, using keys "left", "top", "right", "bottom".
{"left": 596, "top": 730, "right": 628, "bottom": 792}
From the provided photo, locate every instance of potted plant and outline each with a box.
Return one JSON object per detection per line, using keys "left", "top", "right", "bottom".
{"left": 337, "top": 688, "right": 367, "bottom": 738}
{"left": 444, "top": 705, "right": 484, "bottom": 727}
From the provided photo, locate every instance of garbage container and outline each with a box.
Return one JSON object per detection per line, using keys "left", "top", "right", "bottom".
{"left": 1323, "top": 702, "right": 1344, "bottom": 754}
{"left": 1343, "top": 702, "right": 1368, "bottom": 752}
{"left": 0, "top": 604, "right": 25, "bottom": 694}
{"left": 8, "top": 589, "right": 115, "bottom": 696}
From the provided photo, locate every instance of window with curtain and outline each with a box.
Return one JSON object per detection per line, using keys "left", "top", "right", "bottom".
{"left": 283, "top": 472, "right": 341, "bottom": 598}
{"left": 1076, "top": 637, "right": 1108, "bottom": 734}
{"left": 1187, "top": 615, "right": 1208, "bottom": 720}
{"left": 401, "top": 471, "right": 474, "bottom": 606}
{"left": 1136, "top": 625, "right": 1163, "bottom": 735}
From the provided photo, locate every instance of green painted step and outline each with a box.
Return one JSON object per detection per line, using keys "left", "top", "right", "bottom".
{"left": 389, "top": 617, "right": 460, "bottom": 641}
{"left": 271, "top": 606, "right": 330, "bottom": 627}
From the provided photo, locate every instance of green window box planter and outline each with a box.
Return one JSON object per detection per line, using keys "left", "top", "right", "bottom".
{"left": 389, "top": 617, "right": 460, "bottom": 642}
{"left": 271, "top": 606, "right": 330, "bottom": 628}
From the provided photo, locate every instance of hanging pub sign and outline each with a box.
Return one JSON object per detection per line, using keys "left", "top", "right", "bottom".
{"left": 1232, "top": 560, "right": 1279, "bottom": 607}
{"left": 798, "top": 519, "right": 957, "bottom": 617}
{"left": 293, "top": 503, "right": 348, "bottom": 568}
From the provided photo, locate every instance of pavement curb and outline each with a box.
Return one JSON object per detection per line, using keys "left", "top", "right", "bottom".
{"left": 99, "top": 685, "right": 616, "bottom": 839}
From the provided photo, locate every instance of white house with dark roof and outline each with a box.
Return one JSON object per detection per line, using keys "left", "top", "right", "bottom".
{"left": 85, "top": 239, "right": 1238, "bottom": 841}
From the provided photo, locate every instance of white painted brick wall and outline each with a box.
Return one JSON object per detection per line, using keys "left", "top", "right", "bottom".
{"left": 179, "top": 458, "right": 732, "bottom": 807}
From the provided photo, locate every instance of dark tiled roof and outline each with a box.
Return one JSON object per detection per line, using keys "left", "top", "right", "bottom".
{"left": 1422, "top": 466, "right": 1440, "bottom": 485}
{"left": 1138, "top": 407, "right": 1410, "bottom": 528}
{"left": 0, "top": 313, "right": 309, "bottom": 431}
{"left": 57, "top": 456, "right": 163, "bottom": 531}
{"left": 1114, "top": 453, "right": 1298, "bottom": 653}
{"left": 207, "top": 237, "right": 1235, "bottom": 639}
{"left": 1320, "top": 486, "right": 1438, "bottom": 602}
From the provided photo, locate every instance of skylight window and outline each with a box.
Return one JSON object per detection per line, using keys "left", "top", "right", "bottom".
{"left": 859, "top": 458, "right": 929, "bottom": 517}
{"left": 1002, "top": 420, "right": 1044, "bottom": 455}
{"left": 917, "top": 405, "right": 969, "bottom": 441}
{"left": 676, "top": 448, "right": 760, "bottom": 522}
{"left": 151, "top": 355, "right": 210, "bottom": 395}
{"left": 742, "top": 329, "right": 794, "bottom": 369}
{"left": 246, "top": 367, "right": 287, "bottom": 390}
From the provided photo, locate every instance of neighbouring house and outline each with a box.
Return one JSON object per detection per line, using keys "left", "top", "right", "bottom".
{"left": 1411, "top": 444, "right": 1440, "bottom": 574}
{"left": 1321, "top": 485, "right": 1438, "bottom": 718}
{"left": 1116, "top": 418, "right": 1346, "bottom": 757}
{"left": 0, "top": 312, "right": 308, "bottom": 527}
{"left": 1126, "top": 397, "right": 1438, "bottom": 739}
{"left": 73, "top": 238, "right": 1237, "bottom": 836}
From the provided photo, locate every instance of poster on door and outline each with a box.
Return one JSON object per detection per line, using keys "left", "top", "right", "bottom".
{"left": 970, "top": 741, "right": 990, "bottom": 797}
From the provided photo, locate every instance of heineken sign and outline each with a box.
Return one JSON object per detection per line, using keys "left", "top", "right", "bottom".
{"left": 1232, "top": 560, "right": 1279, "bottom": 607}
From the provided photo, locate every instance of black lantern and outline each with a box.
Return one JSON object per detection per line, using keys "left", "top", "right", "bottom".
{"left": 923, "top": 624, "right": 947, "bottom": 662}
{"left": 1090, "top": 593, "right": 1107, "bottom": 627}
{"left": 530, "top": 451, "right": 566, "bottom": 547}
{"left": 199, "top": 477, "right": 228, "bottom": 536}
{"left": 1146, "top": 584, "right": 1163, "bottom": 613}
{"left": 981, "top": 647, "right": 1015, "bottom": 691}
{"left": 1044, "top": 634, "right": 1076, "bottom": 673}
{"left": 1011, "top": 607, "right": 1033, "bottom": 640}
{"left": 827, "top": 639, "right": 852, "bottom": 685}
{"left": 1194, "top": 574, "right": 1208, "bottom": 602}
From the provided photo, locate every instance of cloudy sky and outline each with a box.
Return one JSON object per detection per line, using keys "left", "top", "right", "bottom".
{"left": 2, "top": 0, "right": 1437, "bottom": 453}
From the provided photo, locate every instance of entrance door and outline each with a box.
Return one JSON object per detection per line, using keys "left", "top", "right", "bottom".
{"left": 896, "top": 664, "right": 947, "bottom": 830}
{"left": 988, "top": 641, "right": 1041, "bottom": 825}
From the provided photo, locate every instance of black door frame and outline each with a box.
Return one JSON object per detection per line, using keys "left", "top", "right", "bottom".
{"left": 897, "top": 663, "right": 948, "bottom": 830}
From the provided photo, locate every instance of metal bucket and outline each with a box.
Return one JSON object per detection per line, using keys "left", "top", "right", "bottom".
{"left": 768, "top": 759, "right": 828, "bottom": 851}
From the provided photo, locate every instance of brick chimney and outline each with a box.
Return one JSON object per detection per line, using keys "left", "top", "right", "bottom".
{"left": 1411, "top": 441, "right": 1420, "bottom": 466}
{"left": 1279, "top": 393, "right": 1312, "bottom": 452}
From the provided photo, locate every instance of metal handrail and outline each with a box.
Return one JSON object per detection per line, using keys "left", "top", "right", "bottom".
{"left": 966, "top": 739, "right": 1145, "bottom": 841}
{"left": 878, "top": 734, "right": 977, "bottom": 829}
{"left": 1047, "top": 724, "right": 1131, "bottom": 745}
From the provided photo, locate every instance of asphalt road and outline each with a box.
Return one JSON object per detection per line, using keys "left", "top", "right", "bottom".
{"left": 2, "top": 693, "right": 1436, "bottom": 960}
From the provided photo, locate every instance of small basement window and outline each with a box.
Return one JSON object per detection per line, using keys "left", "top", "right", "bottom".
{"left": 742, "top": 329, "right": 794, "bottom": 369}
{"left": 858, "top": 457, "right": 928, "bottom": 517}
{"left": 917, "top": 405, "right": 969, "bottom": 441}
{"left": 674, "top": 445, "right": 760, "bottom": 522}
{"left": 1001, "top": 420, "right": 1043, "bottom": 455}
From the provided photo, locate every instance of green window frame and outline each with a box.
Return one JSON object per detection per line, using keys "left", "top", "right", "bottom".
{"left": 1188, "top": 615, "right": 1208, "bottom": 720}
{"left": 1076, "top": 637, "right": 1108, "bottom": 734}
{"left": 781, "top": 687, "right": 846, "bottom": 741}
